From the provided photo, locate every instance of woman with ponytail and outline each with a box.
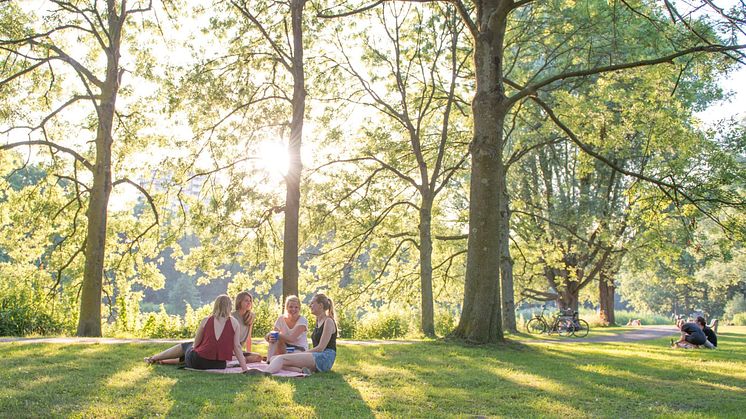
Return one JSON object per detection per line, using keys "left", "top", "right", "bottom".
{"left": 252, "top": 293, "right": 337, "bottom": 375}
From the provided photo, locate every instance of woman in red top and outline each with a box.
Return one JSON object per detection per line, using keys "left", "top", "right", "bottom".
{"left": 185, "top": 295, "right": 249, "bottom": 371}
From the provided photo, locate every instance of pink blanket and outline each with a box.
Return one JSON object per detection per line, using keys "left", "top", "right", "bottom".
{"left": 185, "top": 362, "right": 307, "bottom": 377}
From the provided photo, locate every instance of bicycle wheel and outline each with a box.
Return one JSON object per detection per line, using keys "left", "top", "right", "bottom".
{"left": 526, "top": 318, "right": 547, "bottom": 334}
{"left": 557, "top": 319, "right": 574, "bottom": 337}
{"left": 573, "top": 319, "right": 590, "bottom": 337}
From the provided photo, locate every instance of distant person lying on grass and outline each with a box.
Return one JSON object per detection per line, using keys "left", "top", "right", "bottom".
{"left": 673, "top": 319, "right": 710, "bottom": 349}
{"left": 247, "top": 293, "right": 337, "bottom": 376}
{"left": 626, "top": 319, "right": 642, "bottom": 326}
{"left": 144, "top": 291, "right": 262, "bottom": 365}
{"left": 696, "top": 316, "right": 717, "bottom": 348}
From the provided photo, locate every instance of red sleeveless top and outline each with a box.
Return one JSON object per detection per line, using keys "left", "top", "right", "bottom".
{"left": 194, "top": 316, "right": 235, "bottom": 361}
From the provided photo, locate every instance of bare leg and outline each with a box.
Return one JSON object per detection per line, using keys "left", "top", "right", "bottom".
{"left": 146, "top": 343, "right": 187, "bottom": 363}
{"left": 267, "top": 353, "right": 316, "bottom": 374}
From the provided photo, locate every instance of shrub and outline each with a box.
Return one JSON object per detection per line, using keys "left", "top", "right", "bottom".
{"left": 0, "top": 291, "right": 70, "bottom": 336}
{"left": 724, "top": 294, "right": 746, "bottom": 320}
{"left": 336, "top": 310, "right": 359, "bottom": 339}
{"left": 356, "top": 309, "right": 410, "bottom": 339}
{"left": 733, "top": 312, "right": 746, "bottom": 326}
{"left": 435, "top": 306, "right": 458, "bottom": 337}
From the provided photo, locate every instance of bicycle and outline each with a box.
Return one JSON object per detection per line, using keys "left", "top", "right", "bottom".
{"left": 526, "top": 305, "right": 590, "bottom": 338}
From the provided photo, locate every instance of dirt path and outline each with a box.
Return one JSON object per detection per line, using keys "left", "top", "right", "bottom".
{"left": 0, "top": 326, "right": 678, "bottom": 345}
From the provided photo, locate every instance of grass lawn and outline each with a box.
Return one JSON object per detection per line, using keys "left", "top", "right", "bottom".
{"left": 2, "top": 327, "right": 745, "bottom": 418}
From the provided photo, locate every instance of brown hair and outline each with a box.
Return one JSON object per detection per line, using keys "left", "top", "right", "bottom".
{"left": 313, "top": 293, "right": 335, "bottom": 320}
{"left": 235, "top": 291, "right": 253, "bottom": 326}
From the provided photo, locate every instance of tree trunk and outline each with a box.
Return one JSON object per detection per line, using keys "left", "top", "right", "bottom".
{"left": 282, "top": 0, "right": 306, "bottom": 301}
{"left": 77, "top": 8, "right": 121, "bottom": 337}
{"left": 557, "top": 281, "right": 579, "bottom": 312}
{"left": 599, "top": 275, "right": 616, "bottom": 326}
{"left": 452, "top": 0, "right": 509, "bottom": 343}
{"left": 419, "top": 194, "right": 435, "bottom": 336}
{"left": 499, "top": 173, "right": 516, "bottom": 333}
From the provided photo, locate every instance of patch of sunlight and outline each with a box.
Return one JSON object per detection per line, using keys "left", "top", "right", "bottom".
{"left": 344, "top": 376, "right": 383, "bottom": 410}
{"left": 530, "top": 394, "right": 590, "bottom": 418}
{"left": 106, "top": 365, "right": 151, "bottom": 389}
{"left": 693, "top": 378, "right": 746, "bottom": 393}
{"left": 575, "top": 363, "right": 644, "bottom": 380}
{"left": 488, "top": 366, "right": 563, "bottom": 395}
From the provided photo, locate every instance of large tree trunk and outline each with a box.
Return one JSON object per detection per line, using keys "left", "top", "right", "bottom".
{"left": 452, "top": 0, "right": 508, "bottom": 343}
{"left": 500, "top": 175, "right": 517, "bottom": 333}
{"left": 77, "top": 7, "right": 121, "bottom": 337}
{"left": 557, "top": 281, "right": 580, "bottom": 313}
{"left": 599, "top": 274, "right": 616, "bottom": 326}
{"left": 282, "top": 0, "right": 306, "bottom": 301}
{"left": 419, "top": 194, "right": 435, "bottom": 336}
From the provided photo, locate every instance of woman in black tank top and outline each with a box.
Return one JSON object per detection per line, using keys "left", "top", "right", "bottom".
{"left": 258, "top": 293, "right": 338, "bottom": 375}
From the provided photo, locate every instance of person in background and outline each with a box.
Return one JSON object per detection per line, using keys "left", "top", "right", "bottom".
{"left": 696, "top": 316, "right": 717, "bottom": 348}
{"left": 145, "top": 291, "right": 261, "bottom": 364}
{"left": 183, "top": 294, "right": 249, "bottom": 371}
{"left": 674, "top": 319, "right": 707, "bottom": 348}
{"left": 249, "top": 293, "right": 337, "bottom": 376}
{"left": 265, "top": 295, "right": 309, "bottom": 360}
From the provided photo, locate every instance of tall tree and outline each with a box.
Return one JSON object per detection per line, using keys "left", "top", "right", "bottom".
{"left": 323, "top": 0, "right": 745, "bottom": 342}
{"left": 310, "top": 3, "right": 470, "bottom": 335}
{"left": 1, "top": 1, "right": 161, "bottom": 336}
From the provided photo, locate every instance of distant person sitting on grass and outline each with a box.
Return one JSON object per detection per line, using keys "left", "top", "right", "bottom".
{"left": 696, "top": 316, "right": 717, "bottom": 348}
{"left": 248, "top": 293, "right": 337, "bottom": 376}
{"left": 144, "top": 291, "right": 261, "bottom": 365}
{"left": 265, "top": 295, "right": 309, "bottom": 360}
{"left": 673, "top": 319, "right": 708, "bottom": 349}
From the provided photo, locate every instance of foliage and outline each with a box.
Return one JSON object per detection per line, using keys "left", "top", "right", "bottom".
{"left": 733, "top": 313, "right": 746, "bottom": 326}
{"left": 725, "top": 294, "right": 746, "bottom": 320}
{"left": 0, "top": 291, "right": 72, "bottom": 336}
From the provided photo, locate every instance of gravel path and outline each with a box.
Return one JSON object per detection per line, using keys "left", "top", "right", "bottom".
{"left": 517, "top": 325, "right": 678, "bottom": 345}
{"left": 0, "top": 326, "right": 678, "bottom": 345}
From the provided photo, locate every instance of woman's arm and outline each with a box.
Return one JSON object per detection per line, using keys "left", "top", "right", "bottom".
{"left": 231, "top": 317, "right": 248, "bottom": 371}
{"left": 245, "top": 312, "right": 255, "bottom": 351}
{"left": 309, "top": 318, "right": 336, "bottom": 352}
{"left": 193, "top": 318, "right": 208, "bottom": 347}
{"left": 283, "top": 317, "right": 308, "bottom": 341}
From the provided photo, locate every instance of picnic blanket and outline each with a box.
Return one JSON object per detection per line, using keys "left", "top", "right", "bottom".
{"left": 185, "top": 361, "right": 307, "bottom": 377}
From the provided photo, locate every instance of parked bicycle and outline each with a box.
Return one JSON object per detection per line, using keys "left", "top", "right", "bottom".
{"left": 526, "top": 305, "right": 590, "bottom": 338}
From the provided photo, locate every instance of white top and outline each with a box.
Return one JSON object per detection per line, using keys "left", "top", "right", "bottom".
{"left": 274, "top": 315, "right": 309, "bottom": 350}
{"left": 231, "top": 311, "right": 250, "bottom": 345}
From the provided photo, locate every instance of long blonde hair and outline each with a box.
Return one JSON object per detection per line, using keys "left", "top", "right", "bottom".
{"left": 235, "top": 291, "right": 253, "bottom": 326}
{"left": 212, "top": 295, "right": 232, "bottom": 318}
{"left": 313, "top": 294, "right": 335, "bottom": 321}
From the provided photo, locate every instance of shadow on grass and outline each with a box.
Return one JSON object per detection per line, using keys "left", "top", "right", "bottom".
{"left": 338, "top": 336, "right": 746, "bottom": 417}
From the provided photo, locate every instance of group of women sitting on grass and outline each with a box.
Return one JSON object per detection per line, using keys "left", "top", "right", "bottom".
{"left": 144, "top": 292, "right": 337, "bottom": 375}
{"left": 674, "top": 316, "right": 718, "bottom": 349}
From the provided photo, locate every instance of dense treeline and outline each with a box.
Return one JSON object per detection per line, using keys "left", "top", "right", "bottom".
{"left": 0, "top": 0, "right": 744, "bottom": 339}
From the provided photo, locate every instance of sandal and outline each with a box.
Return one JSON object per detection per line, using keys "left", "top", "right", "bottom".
{"left": 144, "top": 357, "right": 156, "bottom": 364}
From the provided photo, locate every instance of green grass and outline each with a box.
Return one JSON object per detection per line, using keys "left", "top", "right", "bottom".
{"left": 3, "top": 327, "right": 746, "bottom": 418}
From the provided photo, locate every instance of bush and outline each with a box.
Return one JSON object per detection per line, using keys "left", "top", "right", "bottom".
{"left": 356, "top": 309, "right": 410, "bottom": 339}
{"left": 336, "top": 310, "right": 359, "bottom": 339}
{"left": 0, "top": 292, "right": 71, "bottom": 336}
{"left": 733, "top": 312, "right": 746, "bottom": 326}
{"left": 435, "top": 306, "right": 458, "bottom": 337}
{"left": 724, "top": 294, "right": 746, "bottom": 320}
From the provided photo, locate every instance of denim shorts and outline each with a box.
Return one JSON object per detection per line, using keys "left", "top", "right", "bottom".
{"left": 312, "top": 349, "right": 336, "bottom": 372}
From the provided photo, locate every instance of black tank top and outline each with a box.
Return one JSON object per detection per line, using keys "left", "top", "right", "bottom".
{"left": 311, "top": 318, "right": 337, "bottom": 351}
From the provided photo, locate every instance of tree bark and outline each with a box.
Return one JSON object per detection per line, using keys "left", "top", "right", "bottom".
{"left": 282, "top": 0, "right": 306, "bottom": 301}
{"left": 599, "top": 274, "right": 616, "bottom": 326}
{"left": 499, "top": 172, "right": 517, "bottom": 333}
{"left": 419, "top": 193, "right": 435, "bottom": 336}
{"left": 452, "top": 0, "right": 509, "bottom": 343}
{"left": 77, "top": 5, "right": 122, "bottom": 336}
